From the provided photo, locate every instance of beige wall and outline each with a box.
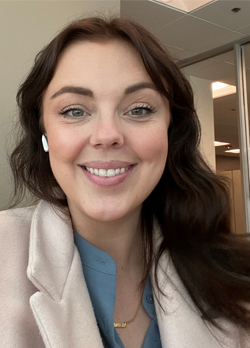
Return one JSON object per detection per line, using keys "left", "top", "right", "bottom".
{"left": 218, "top": 170, "right": 246, "bottom": 234}
{"left": 0, "top": 1, "right": 120, "bottom": 210}
{"left": 216, "top": 155, "right": 240, "bottom": 171}
{"left": 188, "top": 76, "right": 216, "bottom": 171}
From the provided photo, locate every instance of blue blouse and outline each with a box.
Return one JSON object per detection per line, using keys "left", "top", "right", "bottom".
{"left": 74, "top": 230, "right": 162, "bottom": 348}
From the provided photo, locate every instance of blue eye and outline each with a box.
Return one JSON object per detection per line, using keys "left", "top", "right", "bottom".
{"left": 127, "top": 105, "right": 156, "bottom": 118}
{"left": 69, "top": 109, "right": 84, "bottom": 117}
{"left": 59, "top": 106, "right": 88, "bottom": 118}
{"left": 131, "top": 108, "right": 150, "bottom": 116}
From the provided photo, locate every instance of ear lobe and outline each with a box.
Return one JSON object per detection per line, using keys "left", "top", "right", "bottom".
{"left": 42, "top": 134, "right": 49, "bottom": 152}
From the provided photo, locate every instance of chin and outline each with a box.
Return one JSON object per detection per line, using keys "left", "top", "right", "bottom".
{"left": 84, "top": 204, "right": 141, "bottom": 223}
{"left": 68, "top": 199, "right": 142, "bottom": 224}
{"left": 88, "top": 210, "right": 127, "bottom": 223}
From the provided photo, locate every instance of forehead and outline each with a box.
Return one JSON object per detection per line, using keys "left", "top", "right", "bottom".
{"left": 45, "top": 39, "right": 153, "bottom": 97}
{"left": 57, "top": 38, "right": 144, "bottom": 69}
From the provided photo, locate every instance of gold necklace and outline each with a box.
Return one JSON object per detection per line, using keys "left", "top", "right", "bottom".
{"left": 114, "top": 287, "right": 144, "bottom": 328}
{"left": 114, "top": 237, "right": 145, "bottom": 328}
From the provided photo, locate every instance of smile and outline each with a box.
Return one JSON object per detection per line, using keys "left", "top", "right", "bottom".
{"left": 85, "top": 166, "right": 130, "bottom": 177}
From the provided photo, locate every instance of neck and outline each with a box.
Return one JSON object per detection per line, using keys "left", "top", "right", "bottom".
{"left": 70, "top": 207, "right": 143, "bottom": 272}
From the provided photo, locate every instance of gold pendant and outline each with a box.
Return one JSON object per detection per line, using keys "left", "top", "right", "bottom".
{"left": 114, "top": 322, "right": 127, "bottom": 328}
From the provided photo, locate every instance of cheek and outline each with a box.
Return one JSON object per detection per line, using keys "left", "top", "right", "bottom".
{"left": 48, "top": 127, "right": 85, "bottom": 164}
{"left": 136, "top": 128, "right": 168, "bottom": 165}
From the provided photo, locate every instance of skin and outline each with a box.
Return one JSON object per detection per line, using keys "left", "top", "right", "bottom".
{"left": 42, "top": 39, "right": 170, "bottom": 347}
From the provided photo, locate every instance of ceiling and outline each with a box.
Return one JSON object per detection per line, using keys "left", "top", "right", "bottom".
{"left": 151, "top": 0, "right": 215, "bottom": 13}
{"left": 121, "top": 0, "right": 250, "bottom": 60}
{"left": 121, "top": 0, "right": 250, "bottom": 159}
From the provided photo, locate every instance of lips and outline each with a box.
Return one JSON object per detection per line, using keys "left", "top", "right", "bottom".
{"left": 79, "top": 161, "right": 135, "bottom": 186}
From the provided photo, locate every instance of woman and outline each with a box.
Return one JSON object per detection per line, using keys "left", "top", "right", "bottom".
{"left": 1, "top": 16, "right": 250, "bottom": 348}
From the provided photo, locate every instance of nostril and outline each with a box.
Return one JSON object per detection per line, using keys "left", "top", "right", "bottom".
{"left": 90, "top": 134, "right": 124, "bottom": 148}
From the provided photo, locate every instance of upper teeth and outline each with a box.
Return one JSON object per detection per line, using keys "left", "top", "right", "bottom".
{"left": 85, "top": 167, "right": 129, "bottom": 177}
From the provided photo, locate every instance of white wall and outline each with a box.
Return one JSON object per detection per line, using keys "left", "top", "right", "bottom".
{"left": 0, "top": 1, "right": 120, "bottom": 210}
{"left": 188, "top": 76, "right": 216, "bottom": 171}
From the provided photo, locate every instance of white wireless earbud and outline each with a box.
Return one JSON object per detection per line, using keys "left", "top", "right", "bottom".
{"left": 42, "top": 134, "right": 49, "bottom": 152}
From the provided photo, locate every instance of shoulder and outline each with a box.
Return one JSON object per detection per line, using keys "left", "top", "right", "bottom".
{"left": 0, "top": 205, "right": 35, "bottom": 226}
{"left": 0, "top": 205, "right": 36, "bottom": 268}
{"left": 0, "top": 205, "right": 35, "bottom": 244}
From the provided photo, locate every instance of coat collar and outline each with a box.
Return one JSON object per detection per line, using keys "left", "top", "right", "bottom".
{"left": 27, "top": 201, "right": 73, "bottom": 301}
{"left": 26, "top": 201, "right": 242, "bottom": 348}
{"left": 27, "top": 201, "right": 104, "bottom": 348}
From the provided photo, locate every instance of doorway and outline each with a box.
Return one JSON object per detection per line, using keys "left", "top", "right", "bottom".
{"left": 181, "top": 49, "right": 247, "bottom": 233}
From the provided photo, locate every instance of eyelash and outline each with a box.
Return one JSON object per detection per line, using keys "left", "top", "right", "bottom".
{"left": 58, "top": 104, "right": 156, "bottom": 119}
{"left": 59, "top": 106, "right": 87, "bottom": 118}
{"left": 126, "top": 104, "right": 156, "bottom": 118}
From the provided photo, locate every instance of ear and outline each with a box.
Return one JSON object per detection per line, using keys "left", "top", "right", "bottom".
{"left": 42, "top": 134, "right": 49, "bottom": 152}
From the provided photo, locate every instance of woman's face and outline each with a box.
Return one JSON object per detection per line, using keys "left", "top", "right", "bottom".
{"left": 42, "top": 40, "right": 170, "bottom": 223}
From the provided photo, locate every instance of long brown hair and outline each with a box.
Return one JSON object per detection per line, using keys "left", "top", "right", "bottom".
{"left": 10, "top": 16, "right": 250, "bottom": 331}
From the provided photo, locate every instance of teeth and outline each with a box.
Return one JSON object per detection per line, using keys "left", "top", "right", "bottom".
{"left": 99, "top": 169, "right": 106, "bottom": 177}
{"left": 107, "top": 169, "right": 115, "bottom": 177}
{"left": 85, "top": 166, "right": 129, "bottom": 177}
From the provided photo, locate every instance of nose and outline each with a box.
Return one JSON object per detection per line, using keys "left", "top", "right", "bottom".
{"left": 89, "top": 114, "right": 125, "bottom": 149}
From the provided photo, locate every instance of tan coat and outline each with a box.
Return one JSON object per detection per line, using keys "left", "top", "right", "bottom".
{"left": 0, "top": 201, "right": 249, "bottom": 348}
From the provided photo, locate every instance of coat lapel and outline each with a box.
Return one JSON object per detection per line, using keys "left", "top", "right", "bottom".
{"left": 153, "top": 252, "right": 242, "bottom": 348}
{"left": 27, "top": 201, "right": 104, "bottom": 348}
{"left": 27, "top": 201, "right": 243, "bottom": 348}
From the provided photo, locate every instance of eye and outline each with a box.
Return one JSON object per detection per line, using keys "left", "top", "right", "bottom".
{"left": 126, "top": 105, "right": 156, "bottom": 118}
{"left": 59, "top": 106, "right": 89, "bottom": 118}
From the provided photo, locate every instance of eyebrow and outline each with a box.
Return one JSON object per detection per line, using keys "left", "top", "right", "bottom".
{"left": 124, "top": 82, "right": 157, "bottom": 94}
{"left": 51, "top": 86, "right": 93, "bottom": 99}
{"left": 50, "top": 82, "right": 157, "bottom": 100}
